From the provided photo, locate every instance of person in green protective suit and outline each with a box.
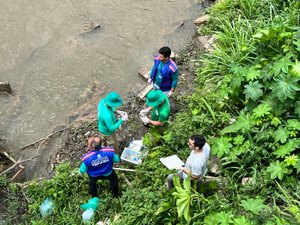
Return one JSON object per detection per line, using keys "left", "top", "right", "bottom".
{"left": 139, "top": 90, "right": 170, "bottom": 127}
{"left": 97, "top": 92, "right": 128, "bottom": 146}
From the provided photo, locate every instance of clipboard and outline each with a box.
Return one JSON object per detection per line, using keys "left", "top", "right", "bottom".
{"left": 160, "top": 155, "right": 184, "bottom": 170}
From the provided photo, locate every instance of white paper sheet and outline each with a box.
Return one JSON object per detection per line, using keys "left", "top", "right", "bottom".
{"left": 160, "top": 155, "right": 184, "bottom": 170}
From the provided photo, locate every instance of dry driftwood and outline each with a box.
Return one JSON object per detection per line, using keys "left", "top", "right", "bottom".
{"left": 1, "top": 127, "right": 69, "bottom": 176}
{"left": 20, "top": 127, "right": 69, "bottom": 150}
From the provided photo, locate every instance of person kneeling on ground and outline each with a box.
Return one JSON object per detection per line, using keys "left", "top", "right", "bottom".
{"left": 80, "top": 136, "right": 120, "bottom": 210}
{"left": 166, "top": 134, "right": 210, "bottom": 189}
{"left": 139, "top": 90, "right": 170, "bottom": 127}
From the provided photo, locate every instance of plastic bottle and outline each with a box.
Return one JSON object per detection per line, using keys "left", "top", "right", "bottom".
{"left": 39, "top": 197, "right": 54, "bottom": 217}
{"left": 82, "top": 208, "right": 94, "bottom": 224}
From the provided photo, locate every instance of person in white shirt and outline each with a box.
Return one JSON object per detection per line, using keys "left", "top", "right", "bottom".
{"left": 166, "top": 134, "right": 210, "bottom": 189}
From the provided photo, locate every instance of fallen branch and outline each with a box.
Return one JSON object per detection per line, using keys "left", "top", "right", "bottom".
{"left": 0, "top": 127, "right": 66, "bottom": 176}
{"left": 15, "top": 177, "right": 45, "bottom": 189}
{"left": 20, "top": 127, "right": 69, "bottom": 150}
{"left": 120, "top": 173, "right": 133, "bottom": 188}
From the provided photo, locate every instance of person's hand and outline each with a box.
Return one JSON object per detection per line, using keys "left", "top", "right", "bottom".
{"left": 139, "top": 107, "right": 151, "bottom": 116}
{"left": 121, "top": 113, "right": 128, "bottom": 121}
{"left": 147, "top": 77, "right": 152, "bottom": 84}
{"left": 175, "top": 166, "right": 184, "bottom": 171}
{"left": 140, "top": 116, "right": 149, "bottom": 124}
{"left": 167, "top": 91, "right": 174, "bottom": 97}
{"left": 116, "top": 110, "right": 127, "bottom": 116}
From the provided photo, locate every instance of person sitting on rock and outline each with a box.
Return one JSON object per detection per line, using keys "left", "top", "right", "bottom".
{"left": 97, "top": 92, "right": 128, "bottom": 145}
{"left": 148, "top": 46, "right": 179, "bottom": 98}
{"left": 139, "top": 90, "right": 170, "bottom": 127}
{"left": 80, "top": 136, "right": 120, "bottom": 211}
{"left": 166, "top": 134, "right": 210, "bottom": 189}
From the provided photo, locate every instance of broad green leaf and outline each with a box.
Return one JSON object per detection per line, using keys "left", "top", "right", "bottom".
{"left": 221, "top": 123, "right": 240, "bottom": 134}
{"left": 240, "top": 198, "right": 267, "bottom": 214}
{"left": 233, "top": 216, "right": 252, "bottom": 225}
{"left": 267, "top": 161, "right": 289, "bottom": 180}
{"left": 233, "top": 135, "right": 244, "bottom": 146}
{"left": 236, "top": 113, "right": 253, "bottom": 133}
{"left": 253, "top": 27, "right": 278, "bottom": 42}
{"left": 270, "top": 74, "right": 300, "bottom": 102}
{"left": 204, "top": 211, "right": 234, "bottom": 225}
{"left": 293, "top": 38, "right": 300, "bottom": 52}
{"left": 272, "top": 56, "right": 294, "bottom": 75}
{"left": 230, "top": 75, "right": 244, "bottom": 89}
{"left": 192, "top": 108, "right": 200, "bottom": 115}
{"left": 172, "top": 176, "right": 192, "bottom": 223}
{"left": 253, "top": 103, "right": 272, "bottom": 118}
{"left": 284, "top": 155, "right": 298, "bottom": 166}
{"left": 212, "top": 137, "right": 233, "bottom": 157}
{"left": 273, "top": 127, "right": 288, "bottom": 144}
{"left": 290, "top": 62, "right": 300, "bottom": 77}
{"left": 244, "top": 81, "right": 264, "bottom": 101}
{"left": 286, "top": 119, "right": 300, "bottom": 131}
{"left": 222, "top": 113, "right": 253, "bottom": 134}
{"left": 294, "top": 160, "right": 300, "bottom": 174}
{"left": 214, "top": 211, "right": 234, "bottom": 224}
{"left": 173, "top": 176, "right": 181, "bottom": 190}
{"left": 156, "top": 202, "right": 172, "bottom": 215}
{"left": 228, "top": 63, "right": 246, "bottom": 76}
{"left": 271, "top": 117, "right": 282, "bottom": 126}
{"left": 274, "top": 139, "right": 300, "bottom": 158}
{"left": 203, "top": 213, "right": 219, "bottom": 225}
{"left": 163, "top": 132, "right": 172, "bottom": 142}
{"left": 245, "top": 67, "right": 260, "bottom": 81}
{"left": 183, "top": 175, "right": 191, "bottom": 191}
{"left": 295, "top": 101, "right": 300, "bottom": 116}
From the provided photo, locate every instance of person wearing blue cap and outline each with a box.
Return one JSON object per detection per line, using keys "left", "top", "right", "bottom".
{"left": 139, "top": 90, "right": 170, "bottom": 126}
{"left": 98, "top": 92, "right": 128, "bottom": 136}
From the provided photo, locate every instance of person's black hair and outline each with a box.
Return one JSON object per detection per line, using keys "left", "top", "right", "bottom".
{"left": 190, "top": 135, "right": 206, "bottom": 149}
{"left": 91, "top": 136, "right": 102, "bottom": 150}
{"left": 159, "top": 46, "right": 171, "bottom": 58}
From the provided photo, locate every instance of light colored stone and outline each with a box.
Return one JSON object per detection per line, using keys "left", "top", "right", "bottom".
{"left": 0, "top": 81, "right": 12, "bottom": 94}
{"left": 198, "top": 35, "right": 211, "bottom": 46}
{"left": 204, "top": 35, "right": 216, "bottom": 53}
{"left": 138, "top": 84, "right": 152, "bottom": 99}
{"left": 210, "top": 162, "right": 220, "bottom": 174}
{"left": 194, "top": 14, "right": 210, "bottom": 26}
{"left": 241, "top": 177, "right": 255, "bottom": 185}
{"left": 138, "top": 66, "right": 151, "bottom": 81}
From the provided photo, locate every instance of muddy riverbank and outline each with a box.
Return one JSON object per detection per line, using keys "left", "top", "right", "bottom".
{"left": 0, "top": 0, "right": 216, "bottom": 181}
{"left": 0, "top": 0, "right": 203, "bottom": 151}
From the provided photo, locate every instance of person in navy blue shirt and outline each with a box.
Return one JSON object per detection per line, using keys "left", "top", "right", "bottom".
{"left": 80, "top": 136, "right": 120, "bottom": 198}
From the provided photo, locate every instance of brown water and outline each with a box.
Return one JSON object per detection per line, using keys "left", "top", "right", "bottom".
{"left": 0, "top": 0, "right": 202, "bottom": 150}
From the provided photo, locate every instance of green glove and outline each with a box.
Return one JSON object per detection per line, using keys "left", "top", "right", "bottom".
{"left": 80, "top": 197, "right": 100, "bottom": 211}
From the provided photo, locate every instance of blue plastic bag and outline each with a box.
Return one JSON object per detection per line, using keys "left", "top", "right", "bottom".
{"left": 39, "top": 197, "right": 54, "bottom": 217}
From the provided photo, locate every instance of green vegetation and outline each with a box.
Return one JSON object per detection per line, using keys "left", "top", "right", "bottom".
{"left": 1, "top": 0, "right": 300, "bottom": 224}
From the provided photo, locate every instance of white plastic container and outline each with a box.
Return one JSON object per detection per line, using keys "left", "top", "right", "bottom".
{"left": 121, "top": 148, "right": 143, "bottom": 165}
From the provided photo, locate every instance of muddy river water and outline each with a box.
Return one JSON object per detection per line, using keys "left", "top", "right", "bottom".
{"left": 0, "top": 0, "right": 202, "bottom": 150}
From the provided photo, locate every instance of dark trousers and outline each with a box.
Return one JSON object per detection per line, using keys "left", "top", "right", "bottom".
{"left": 88, "top": 170, "right": 119, "bottom": 198}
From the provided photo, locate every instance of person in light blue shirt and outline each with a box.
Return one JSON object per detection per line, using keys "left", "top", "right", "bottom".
{"left": 166, "top": 134, "right": 210, "bottom": 189}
